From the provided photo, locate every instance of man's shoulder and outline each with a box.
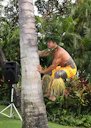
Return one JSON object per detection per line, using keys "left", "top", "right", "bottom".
{"left": 58, "top": 46, "right": 64, "bottom": 54}
{"left": 59, "top": 46, "right": 65, "bottom": 50}
{"left": 59, "top": 46, "right": 69, "bottom": 54}
{"left": 56, "top": 46, "right": 69, "bottom": 57}
{"left": 56, "top": 47, "right": 63, "bottom": 57}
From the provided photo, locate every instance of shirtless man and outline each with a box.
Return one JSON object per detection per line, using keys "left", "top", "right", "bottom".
{"left": 38, "top": 40, "right": 77, "bottom": 79}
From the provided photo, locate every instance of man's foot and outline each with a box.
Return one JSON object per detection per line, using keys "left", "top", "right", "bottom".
{"left": 44, "top": 93, "right": 50, "bottom": 97}
{"left": 49, "top": 95, "right": 56, "bottom": 101}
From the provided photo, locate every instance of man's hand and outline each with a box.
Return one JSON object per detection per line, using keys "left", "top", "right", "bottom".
{"left": 37, "top": 65, "right": 44, "bottom": 74}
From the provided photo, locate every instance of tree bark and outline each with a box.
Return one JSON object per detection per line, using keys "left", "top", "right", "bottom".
{"left": 19, "top": 0, "right": 48, "bottom": 128}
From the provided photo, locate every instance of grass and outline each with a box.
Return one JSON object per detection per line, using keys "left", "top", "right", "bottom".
{"left": 0, "top": 117, "right": 22, "bottom": 128}
{"left": 0, "top": 105, "right": 76, "bottom": 128}
{"left": 0, "top": 105, "right": 22, "bottom": 128}
{"left": 49, "top": 122, "right": 75, "bottom": 128}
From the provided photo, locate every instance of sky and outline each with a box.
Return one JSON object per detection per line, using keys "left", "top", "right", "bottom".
{"left": 1, "top": 0, "right": 38, "bottom": 15}
{"left": 1, "top": 0, "right": 76, "bottom": 16}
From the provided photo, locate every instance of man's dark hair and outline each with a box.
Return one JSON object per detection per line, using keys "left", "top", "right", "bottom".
{"left": 45, "top": 33, "right": 61, "bottom": 44}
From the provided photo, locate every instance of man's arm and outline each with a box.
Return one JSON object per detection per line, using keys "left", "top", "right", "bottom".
{"left": 38, "top": 55, "right": 61, "bottom": 74}
{"left": 38, "top": 49, "right": 51, "bottom": 57}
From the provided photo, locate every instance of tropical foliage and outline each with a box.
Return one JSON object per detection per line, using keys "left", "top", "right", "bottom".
{"left": 45, "top": 75, "right": 91, "bottom": 127}
{"left": 0, "top": 0, "right": 91, "bottom": 127}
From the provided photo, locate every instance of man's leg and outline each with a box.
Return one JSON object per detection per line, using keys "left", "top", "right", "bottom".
{"left": 42, "top": 74, "right": 52, "bottom": 97}
{"left": 48, "top": 77, "right": 65, "bottom": 101}
{"left": 49, "top": 69, "right": 66, "bottom": 101}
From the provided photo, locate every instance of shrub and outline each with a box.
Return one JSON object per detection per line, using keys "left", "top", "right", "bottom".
{"left": 45, "top": 75, "right": 91, "bottom": 127}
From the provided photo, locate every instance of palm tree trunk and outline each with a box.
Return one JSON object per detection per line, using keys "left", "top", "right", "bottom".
{"left": 19, "top": 0, "right": 48, "bottom": 128}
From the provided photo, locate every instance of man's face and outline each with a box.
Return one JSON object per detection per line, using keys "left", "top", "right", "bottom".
{"left": 47, "top": 40, "right": 56, "bottom": 49}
